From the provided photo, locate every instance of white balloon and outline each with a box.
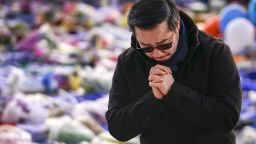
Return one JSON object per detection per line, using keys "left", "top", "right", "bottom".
{"left": 224, "top": 17, "right": 255, "bottom": 54}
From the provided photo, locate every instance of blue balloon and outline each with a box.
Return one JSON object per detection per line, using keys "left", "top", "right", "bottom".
{"left": 248, "top": 0, "right": 256, "bottom": 25}
{"left": 220, "top": 3, "right": 248, "bottom": 33}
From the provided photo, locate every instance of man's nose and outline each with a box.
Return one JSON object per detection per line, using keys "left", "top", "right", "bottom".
{"left": 152, "top": 49, "right": 162, "bottom": 58}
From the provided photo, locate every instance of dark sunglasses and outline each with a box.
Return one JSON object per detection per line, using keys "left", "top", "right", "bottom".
{"left": 136, "top": 41, "right": 173, "bottom": 53}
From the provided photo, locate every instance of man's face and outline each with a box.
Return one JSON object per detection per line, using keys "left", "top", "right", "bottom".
{"left": 135, "top": 20, "right": 180, "bottom": 62}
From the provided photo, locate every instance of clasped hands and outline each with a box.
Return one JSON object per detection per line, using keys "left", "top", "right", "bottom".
{"left": 148, "top": 64, "right": 174, "bottom": 99}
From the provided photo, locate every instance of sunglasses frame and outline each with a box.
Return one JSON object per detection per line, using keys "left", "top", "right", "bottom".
{"left": 136, "top": 40, "right": 173, "bottom": 53}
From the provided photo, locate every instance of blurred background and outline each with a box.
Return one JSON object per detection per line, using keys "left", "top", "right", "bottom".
{"left": 0, "top": 0, "right": 255, "bottom": 144}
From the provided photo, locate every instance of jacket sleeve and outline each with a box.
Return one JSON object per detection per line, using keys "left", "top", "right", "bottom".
{"left": 105, "top": 56, "right": 166, "bottom": 142}
{"left": 163, "top": 44, "right": 242, "bottom": 131}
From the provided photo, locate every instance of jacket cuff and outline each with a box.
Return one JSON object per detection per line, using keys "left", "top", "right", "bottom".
{"left": 139, "top": 91, "right": 166, "bottom": 129}
{"left": 142, "top": 91, "right": 165, "bottom": 114}
{"left": 163, "top": 81, "right": 185, "bottom": 108}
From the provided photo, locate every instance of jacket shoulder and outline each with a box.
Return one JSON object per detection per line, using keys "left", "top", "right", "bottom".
{"left": 197, "top": 31, "right": 231, "bottom": 58}
{"left": 119, "top": 47, "right": 135, "bottom": 58}
{"left": 118, "top": 47, "right": 140, "bottom": 63}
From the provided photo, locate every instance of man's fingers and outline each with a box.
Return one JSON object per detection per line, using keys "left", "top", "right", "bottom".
{"left": 148, "top": 74, "right": 163, "bottom": 83}
{"left": 150, "top": 67, "right": 165, "bottom": 74}
{"left": 155, "top": 64, "right": 172, "bottom": 74}
{"left": 150, "top": 68, "right": 166, "bottom": 75}
{"left": 149, "top": 81, "right": 161, "bottom": 88}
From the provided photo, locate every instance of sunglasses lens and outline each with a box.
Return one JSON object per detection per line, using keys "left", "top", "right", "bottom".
{"left": 137, "top": 42, "right": 172, "bottom": 53}
{"left": 143, "top": 48, "right": 153, "bottom": 53}
{"left": 158, "top": 43, "right": 172, "bottom": 50}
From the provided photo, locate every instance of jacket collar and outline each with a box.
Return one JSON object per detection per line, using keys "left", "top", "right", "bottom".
{"left": 179, "top": 11, "right": 200, "bottom": 60}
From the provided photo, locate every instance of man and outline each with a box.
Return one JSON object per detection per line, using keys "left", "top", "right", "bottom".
{"left": 106, "top": 0, "right": 242, "bottom": 143}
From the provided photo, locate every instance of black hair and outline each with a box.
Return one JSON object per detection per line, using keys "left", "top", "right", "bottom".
{"left": 128, "top": 0, "right": 179, "bottom": 33}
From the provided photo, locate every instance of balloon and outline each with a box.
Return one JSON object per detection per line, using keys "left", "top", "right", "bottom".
{"left": 202, "top": 16, "right": 220, "bottom": 38}
{"left": 220, "top": 3, "right": 246, "bottom": 20}
{"left": 224, "top": 18, "right": 255, "bottom": 54}
{"left": 248, "top": 0, "right": 256, "bottom": 25}
{"left": 220, "top": 3, "right": 248, "bottom": 33}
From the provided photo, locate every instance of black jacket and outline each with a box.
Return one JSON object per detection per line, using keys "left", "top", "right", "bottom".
{"left": 106, "top": 11, "right": 242, "bottom": 144}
